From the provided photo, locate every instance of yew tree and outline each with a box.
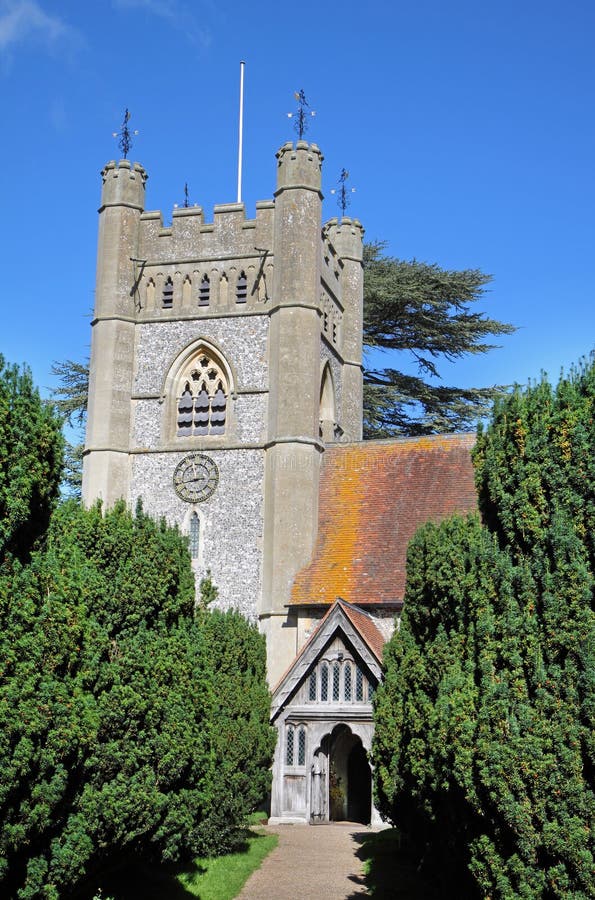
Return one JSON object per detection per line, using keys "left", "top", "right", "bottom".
{"left": 0, "top": 500, "right": 275, "bottom": 898}
{"left": 373, "top": 355, "right": 595, "bottom": 899}
{"left": 0, "top": 355, "right": 63, "bottom": 560}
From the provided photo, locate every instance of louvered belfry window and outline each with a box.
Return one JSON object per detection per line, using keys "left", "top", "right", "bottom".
{"left": 199, "top": 274, "right": 210, "bottom": 306}
{"left": 162, "top": 276, "right": 174, "bottom": 308}
{"left": 236, "top": 271, "right": 247, "bottom": 303}
{"left": 177, "top": 353, "right": 228, "bottom": 436}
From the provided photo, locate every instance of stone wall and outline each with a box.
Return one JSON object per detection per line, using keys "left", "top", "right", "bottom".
{"left": 129, "top": 447, "right": 264, "bottom": 620}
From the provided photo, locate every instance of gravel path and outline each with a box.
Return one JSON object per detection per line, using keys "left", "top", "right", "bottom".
{"left": 236, "top": 823, "right": 378, "bottom": 900}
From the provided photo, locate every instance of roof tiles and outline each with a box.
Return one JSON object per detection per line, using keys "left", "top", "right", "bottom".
{"left": 290, "top": 434, "right": 477, "bottom": 607}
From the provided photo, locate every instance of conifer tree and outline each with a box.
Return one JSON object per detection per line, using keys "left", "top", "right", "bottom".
{"left": 363, "top": 243, "right": 514, "bottom": 437}
{"left": 0, "top": 355, "right": 63, "bottom": 561}
{"left": 0, "top": 501, "right": 275, "bottom": 898}
{"left": 373, "top": 355, "right": 595, "bottom": 899}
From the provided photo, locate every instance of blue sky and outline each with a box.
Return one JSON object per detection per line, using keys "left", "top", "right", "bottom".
{"left": 1, "top": 0, "right": 593, "bottom": 402}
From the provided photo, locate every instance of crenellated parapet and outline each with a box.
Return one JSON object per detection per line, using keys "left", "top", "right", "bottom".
{"left": 137, "top": 199, "right": 274, "bottom": 264}
{"left": 323, "top": 216, "right": 365, "bottom": 261}
{"left": 100, "top": 159, "right": 147, "bottom": 210}
{"left": 275, "top": 141, "right": 323, "bottom": 194}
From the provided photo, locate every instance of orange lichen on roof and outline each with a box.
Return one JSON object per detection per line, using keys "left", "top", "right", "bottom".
{"left": 290, "top": 434, "right": 477, "bottom": 606}
{"left": 341, "top": 602, "right": 386, "bottom": 662}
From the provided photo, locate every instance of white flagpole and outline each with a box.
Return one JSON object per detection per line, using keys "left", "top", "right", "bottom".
{"left": 237, "top": 61, "right": 245, "bottom": 204}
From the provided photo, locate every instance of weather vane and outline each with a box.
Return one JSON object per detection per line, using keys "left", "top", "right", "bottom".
{"left": 173, "top": 183, "right": 191, "bottom": 211}
{"left": 112, "top": 108, "right": 139, "bottom": 159}
{"left": 330, "top": 168, "right": 356, "bottom": 216}
{"left": 287, "top": 89, "right": 316, "bottom": 140}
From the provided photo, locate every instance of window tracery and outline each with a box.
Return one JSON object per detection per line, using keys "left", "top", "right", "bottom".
{"left": 176, "top": 351, "right": 228, "bottom": 436}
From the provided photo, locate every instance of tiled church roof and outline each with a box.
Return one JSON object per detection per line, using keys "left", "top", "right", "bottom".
{"left": 339, "top": 602, "right": 385, "bottom": 662}
{"left": 290, "top": 434, "right": 477, "bottom": 607}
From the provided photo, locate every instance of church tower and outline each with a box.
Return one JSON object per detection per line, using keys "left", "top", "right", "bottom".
{"left": 83, "top": 141, "right": 364, "bottom": 685}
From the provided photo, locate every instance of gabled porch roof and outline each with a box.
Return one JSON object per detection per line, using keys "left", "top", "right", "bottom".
{"left": 271, "top": 599, "right": 385, "bottom": 722}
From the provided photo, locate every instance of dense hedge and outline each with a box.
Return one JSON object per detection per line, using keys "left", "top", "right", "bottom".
{"left": 373, "top": 357, "right": 594, "bottom": 898}
{"left": 0, "top": 501, "right": 276, "bottom": 899}
{"left": 0, "top": 355, "right": 63, "bottom": 562}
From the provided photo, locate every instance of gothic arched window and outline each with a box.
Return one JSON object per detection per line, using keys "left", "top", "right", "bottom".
{"left": 355, "top": 665, "right": 364, "bottom": 702}
{"left": 320, "top": 662, "right": 329, "bottom": 702}
{"left": 297, "top": 725, "right": 306, "bottom": 766}
{"left": 285, "top": 724, "right": 307, "bottom": 767}
{"left": 285, "top": 725, "right": 294, "bottom": 766}
{"left": 308, "top": 668, "right": 317, "bottom": 701}
{"left": 176, "top": 351, "right": 229, "bottom": 436}
{"left": 332, "top": 661, "right": 340, "bottom": 701}
{"left": 189, "top": 512, "right": 200, "bottom": 559}
{"left": 343, "top": 662, "right": 352, "bottom": 701}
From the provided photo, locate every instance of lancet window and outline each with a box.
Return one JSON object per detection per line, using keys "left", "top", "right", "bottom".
{"left": 176, "top": 352, "right": 228, "bottom": 436}
{"left": 320, "top": 662, "right": 329, "bottom": 701}
{"left": 189, "top": 512, "right": 200, "bottom": 559}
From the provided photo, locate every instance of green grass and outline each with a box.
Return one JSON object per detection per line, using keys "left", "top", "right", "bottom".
{"left": 177, "top": 827, "right": 277, "bottom": 899}
{"left": 91, "top": 826, "right": 278, "bottom": 900}
{"left": 355, "top": 828, "right": 440, "bottom": 899}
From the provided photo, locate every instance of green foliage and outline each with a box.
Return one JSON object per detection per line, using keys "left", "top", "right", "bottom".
{"left": 0, "top": 501, "right": 275, "bottom": 898}
{"left": 362, "top": 243, "right": 515, "bottom": 437}
{"left": 51, "top": 358, "right": 89, "bottom": 499}
{"left": 373, "top": 355, "right": 595, "bottom": 899}
{"left": 196, "top": 609, "right": 277, "bottom": 855}
{"left": 0, "top": 355, "right": 63, "bottom": 561}
{"left": 198, "top": 569, "right": 219, "bottom": 610}
{"left": 50, "top": 359, "right": 89, "bottom": 429}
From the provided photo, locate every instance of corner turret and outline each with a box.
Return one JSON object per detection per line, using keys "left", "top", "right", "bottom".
{"left": 323, "top": 217, "right": 365, "bottom": 440}
{"left": 83, "top": 159, "right": 148, "bottom": 507}
{"left": 100, "top": 159, "right": 147, "bottom": 210}
{"left": 275, "top": 141, "right": 323, "bottom": 193}
{"left": 262, "top": 141, "right": 326, "bottom": 678}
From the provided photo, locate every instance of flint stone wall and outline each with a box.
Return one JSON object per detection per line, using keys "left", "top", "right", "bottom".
{"left": 129, "top": 448, "right": 264, "bottom": 620}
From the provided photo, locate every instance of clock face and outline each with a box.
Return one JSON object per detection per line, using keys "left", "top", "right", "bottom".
{"left": 173, "top": 453, "right": 219, "bottom": 503}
